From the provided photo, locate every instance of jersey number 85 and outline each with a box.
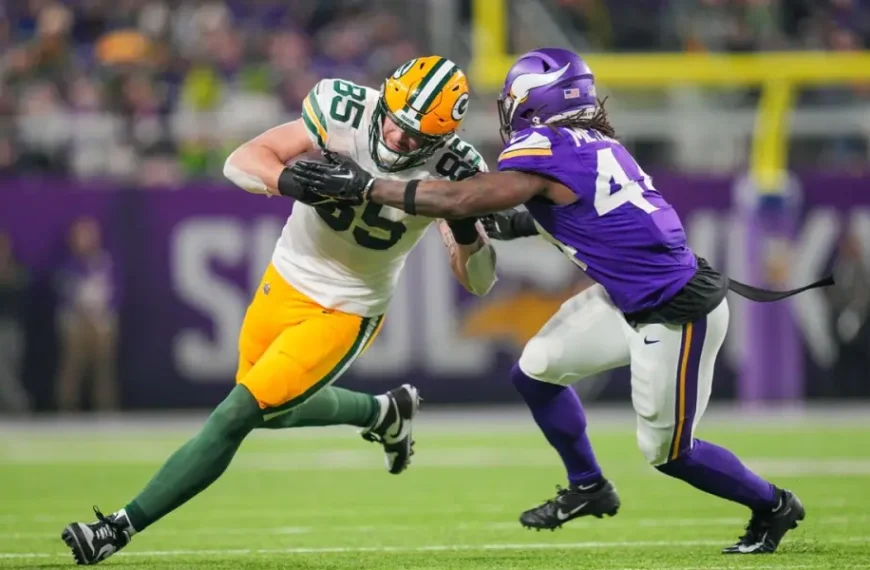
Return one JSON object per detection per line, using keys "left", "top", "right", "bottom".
{"left": 316, "top": 79, "right": 483, "bottom": 250}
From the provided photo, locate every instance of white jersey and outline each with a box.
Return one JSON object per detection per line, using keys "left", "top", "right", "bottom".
{"left": 271, "top": 78, "right": 488, "bottom": 317}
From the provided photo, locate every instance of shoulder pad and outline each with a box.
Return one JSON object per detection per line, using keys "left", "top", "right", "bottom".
{"left": 430, "top": 136, "right": 489, "bottom": 180}
{"left": 497, "top": 127, "right": 572, "bottom": 174}
{"left": 301, "top": 78, "right": 373, "bottom": 149}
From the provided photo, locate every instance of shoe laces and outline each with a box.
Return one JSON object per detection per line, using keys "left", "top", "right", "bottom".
{"left": 362, "top": 394, "right": 401, "bottom": 444}
{"left": 361, "top": 431, "right": 384, "bottom": 444}
{"left": 92, "top": 506, "right": 123, "bottom": 540}
{"left": 737, "top": 511, "right": 770, "bottom": 544}
{"left": 537, "top": 485, "right": 571, "bottom": 510}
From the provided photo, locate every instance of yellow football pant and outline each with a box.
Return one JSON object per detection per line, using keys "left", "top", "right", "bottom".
{"left": 236, "top": 264, "right": 383, "bottom": 415}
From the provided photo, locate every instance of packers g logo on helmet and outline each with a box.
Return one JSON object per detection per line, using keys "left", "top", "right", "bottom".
{"left": 369, "top": 55, "right": 470, "bottom": 172}
{"left": 451, "top": 93, "right": 469, "bottom": 121}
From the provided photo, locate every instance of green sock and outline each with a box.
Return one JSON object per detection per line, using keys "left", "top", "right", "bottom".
{"left": 123, "top": 385, "right": 261, "bottom": 532}
{"left": 261, "top": 386, "right": 379, "bottom": 429}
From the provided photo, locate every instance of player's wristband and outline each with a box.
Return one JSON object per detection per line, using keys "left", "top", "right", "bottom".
{"left": 447, "top": 218, "right": 480, "bottom": 245}
{"left": 278, "top": 167, "right": 305, "bottom": 199}
{"left": 511, "top": 211, "right": 539, "bottom": 237}
{"left": 403, "top": 180, "right": 419, "bottom": 215}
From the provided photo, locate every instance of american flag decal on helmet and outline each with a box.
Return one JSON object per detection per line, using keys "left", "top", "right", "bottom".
{"left": 563, "top": 88, "right": 581, "bottom": 99}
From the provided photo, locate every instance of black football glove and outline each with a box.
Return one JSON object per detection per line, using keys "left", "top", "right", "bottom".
{"left": 480, "top": 209, "right": 539, "bottom": 241}
{"left": 289, "top": 149, "right": 373, "bottom": 205}
{"left": 277, "top": 166, "right": 336, "bottom": 206}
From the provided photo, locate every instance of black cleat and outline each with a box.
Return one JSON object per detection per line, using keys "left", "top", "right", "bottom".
{"left": 722, "top": 489, "right": 806, "bottom": 554}
{"left": 360, "top": 384, "right": 421, "bottom": 474}
{"left": 519, "top": 480, "right": 621, "bottom": 530}
{"left": 61, "top": 507, "right": 131, "bottom": 565}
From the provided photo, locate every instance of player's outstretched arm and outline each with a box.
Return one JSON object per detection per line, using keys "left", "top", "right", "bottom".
{"left": 369, "top": 171, "right": 548, "bottom": 219}
{"left": 437, "top": 219, "right": 497, "bottom": 296}
{"left": 223, "top": 119, "right": 315, "bottom": 196}
{"left": 287, "top": 153, "right": 558, "bottom": 217}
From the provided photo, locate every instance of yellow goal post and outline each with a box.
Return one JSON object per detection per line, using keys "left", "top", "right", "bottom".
{"left": 471, "top": 0, "right": 870, "bottom": 194}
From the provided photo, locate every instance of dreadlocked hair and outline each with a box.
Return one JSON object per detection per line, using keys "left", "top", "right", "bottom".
{"left": 547, "top": 97, "right": 616, "bottom": 139}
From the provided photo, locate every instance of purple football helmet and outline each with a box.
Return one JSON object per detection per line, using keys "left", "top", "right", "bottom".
{"left": 498, "top": 48, "right": 597, "bottom": 143}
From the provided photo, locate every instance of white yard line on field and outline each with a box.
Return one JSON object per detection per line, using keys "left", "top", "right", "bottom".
{"left": 3, "top": 442, "right": 870, "bottom": 477}
{"left": 0, "top": 497, "right": 861, "bottom": 528}
{"left": 1, "top": 537, "right": 869, "bottom": 561}
{"left": 1, "top": 518, "right": 869, "bottom": 540}
{"left": 2, "top": 403, "right": 869, "bottom": 435}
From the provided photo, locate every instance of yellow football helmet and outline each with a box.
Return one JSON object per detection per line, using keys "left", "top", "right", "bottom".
{"left": 370, "top": 55, "right": 470, "bottom": 172}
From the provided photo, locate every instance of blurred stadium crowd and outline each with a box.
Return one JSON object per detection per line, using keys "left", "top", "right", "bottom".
{"left": 0, "top": 0, "right": 868, "bottom": 185}
{"left": 0, "top": 0, "right": 426, "bottom": 184}
{"left": 543, "top": 0, "right": 870, "bottom": 53}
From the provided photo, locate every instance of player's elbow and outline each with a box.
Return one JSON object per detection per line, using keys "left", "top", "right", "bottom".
{"left": 222, "top": 151, "right": 237, "bottom": 181}
{"left": 222, "top": 148, "right": 244, "bottom": 182}
{"left": 223, "top": 149, "right": 268, "bottom": 195}
{"left": 465, "top": 279, "right": 495, "bottom": 297}
{"left": 463, "top": 245, "right": 498, "bottom": 296}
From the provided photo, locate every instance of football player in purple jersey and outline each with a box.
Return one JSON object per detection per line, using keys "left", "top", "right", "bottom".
{"left": 289, "top": 48, "right": 833, "bottom": 554}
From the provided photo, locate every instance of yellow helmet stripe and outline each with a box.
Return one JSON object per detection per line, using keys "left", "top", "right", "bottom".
{"left": 301, "top": 94, "right": 328, "bottom": 147}
{"left": 410, "top": 58, "right": 457, "bottom": 113}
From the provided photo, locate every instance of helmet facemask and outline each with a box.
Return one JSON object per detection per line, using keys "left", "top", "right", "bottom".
{"left": 497, "top": 92, "right": 516, "bottom": 145}
{"left": 368, "top": 97, "right": 450, "bottom": 173}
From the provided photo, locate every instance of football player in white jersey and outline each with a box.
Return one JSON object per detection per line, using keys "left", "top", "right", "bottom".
{"left": 60, "top": 56, "right": 496, "bottom": 566}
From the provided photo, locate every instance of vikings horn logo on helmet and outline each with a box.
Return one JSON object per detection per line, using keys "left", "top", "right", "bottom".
{"left": 509, "top": 63, "right": 570, "bottom": 104}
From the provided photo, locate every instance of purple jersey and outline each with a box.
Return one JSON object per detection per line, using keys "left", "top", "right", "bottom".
{"left": 497, "top": 126, "right": 697, "bottom": 314}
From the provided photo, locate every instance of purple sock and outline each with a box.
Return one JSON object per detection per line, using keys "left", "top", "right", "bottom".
{"left": 657, "top": 439, "right": 778, "bottom": 511}
{"left": 510, "top": 363, "right": 603, "bottom": 486}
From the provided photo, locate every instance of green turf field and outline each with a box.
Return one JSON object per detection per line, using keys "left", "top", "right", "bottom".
{"left": 1, "top": 409, "right": 869, "bottom": 569}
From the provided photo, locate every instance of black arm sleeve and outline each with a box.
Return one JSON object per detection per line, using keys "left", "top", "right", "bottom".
{"left": 447, "top": 218, "right": 480, "bottom": 245}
